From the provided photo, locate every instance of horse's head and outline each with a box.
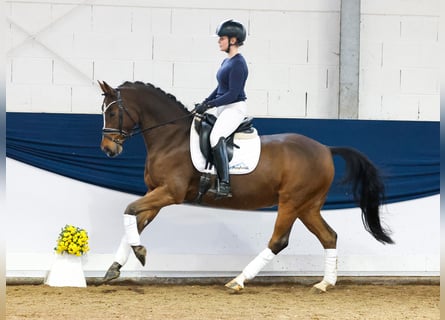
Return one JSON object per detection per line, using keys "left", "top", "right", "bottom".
{"left": 98, "top": 80, "right": 139, "bottom": 157}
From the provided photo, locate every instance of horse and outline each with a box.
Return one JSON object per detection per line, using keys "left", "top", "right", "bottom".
{"left": 98, "top": 80, "right": 393, "bottom": 293}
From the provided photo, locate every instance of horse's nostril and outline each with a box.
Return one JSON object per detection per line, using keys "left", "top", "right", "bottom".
{"left": 101, "top": 143, "right": 121, "bottom": 158}
{"left": 101, "top": 145, "right": 113, "bottom": 156}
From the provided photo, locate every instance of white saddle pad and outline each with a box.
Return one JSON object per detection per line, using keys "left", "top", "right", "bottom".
{"left": 190, "top": 120, "right": 261, "bottom": 175}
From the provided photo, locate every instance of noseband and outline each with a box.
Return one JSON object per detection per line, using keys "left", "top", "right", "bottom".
{"left": 102, "top": 89, "right": 138, "bottom": 145}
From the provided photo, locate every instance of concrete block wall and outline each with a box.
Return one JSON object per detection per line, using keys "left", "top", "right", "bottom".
{"left": 359, "top": 0, "right": 440, "bottom": 120}
{"left": 5, "top": 0, "right": 439, "bottom": 120}
{"left": 5, "top": 1, "right": 341, "bottom": 117}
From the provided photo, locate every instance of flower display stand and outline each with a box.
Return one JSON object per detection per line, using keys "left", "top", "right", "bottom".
{"left": 45, "top": 254, "right": 87, "bottom": 287}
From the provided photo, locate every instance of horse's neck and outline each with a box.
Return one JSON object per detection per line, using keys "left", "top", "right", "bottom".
{"left": 141, "top": 115, "right": 191, "bottom": 153}
{"left": 137, "top": 88, "right": 191, "bottom": 152}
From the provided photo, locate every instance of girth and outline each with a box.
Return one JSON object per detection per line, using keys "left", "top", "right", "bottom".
{"left": 194, "top": 113, "right": 254, "bottom": 166}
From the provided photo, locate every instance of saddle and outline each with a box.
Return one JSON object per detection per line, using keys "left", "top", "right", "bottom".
{"left": 194, "top": 113, "right": 255, "bottom": 167}
{"left": 193, "top": 113, "right": 256, "bottom": 202}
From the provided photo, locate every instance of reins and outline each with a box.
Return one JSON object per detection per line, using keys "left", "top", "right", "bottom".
{"left": 102, "top": 88, "right": 196, "bottom": 144}
{"left": 131, "top": 112, "right": 195, "bottom": 137}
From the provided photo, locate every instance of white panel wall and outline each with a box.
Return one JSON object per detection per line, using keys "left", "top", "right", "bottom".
{"left": 6, "top": 1, "right": 439, "bottom": 120}
{"left": 5, "top": 159, "right": 439, "bottom": 278}
{"left": 359, "top": 0, "right": 440, "bottom": 120}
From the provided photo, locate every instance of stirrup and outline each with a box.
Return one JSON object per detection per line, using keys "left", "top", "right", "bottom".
{"left": 195, "top": 172, "right": 212, "bottom": 203}
{"left": 215, "top": 180, "right": 232, "bottom": 199}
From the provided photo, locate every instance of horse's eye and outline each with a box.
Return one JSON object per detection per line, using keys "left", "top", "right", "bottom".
{"left": 109, "top": 111, "right": 116, "bottom": 117}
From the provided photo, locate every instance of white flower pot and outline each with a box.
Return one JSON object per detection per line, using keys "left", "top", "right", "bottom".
{"left": 44, "top": 253, "right": 87, "bottom": 287}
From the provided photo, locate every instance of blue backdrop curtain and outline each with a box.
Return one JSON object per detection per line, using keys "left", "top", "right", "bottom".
{"left": 6, "top": 112, "right": 439, "bottom": 209}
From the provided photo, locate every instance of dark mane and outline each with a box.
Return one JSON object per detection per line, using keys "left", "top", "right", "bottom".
{"left": 118, "top": 81, "right": 190, "bottom": 113}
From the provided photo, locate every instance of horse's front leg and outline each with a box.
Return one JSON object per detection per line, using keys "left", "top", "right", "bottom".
{"left": 103, "top": 208, "right": 160, "bottom": 281}
{"left": 103, "top": 186, "right": 176, "bottom": 282}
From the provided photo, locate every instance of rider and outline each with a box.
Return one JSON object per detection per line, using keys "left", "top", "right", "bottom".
{"left": 195, "top": 19, "right": 249, "bottom": 198}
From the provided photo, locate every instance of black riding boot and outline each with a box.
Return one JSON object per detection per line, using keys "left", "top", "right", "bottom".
{"left": 212, "top": 137, "right": 232, "bottom": 198}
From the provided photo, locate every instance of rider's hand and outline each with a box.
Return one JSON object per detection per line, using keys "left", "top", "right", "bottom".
{"left": 194, "top": 102, "right": 211, "bottom": 114}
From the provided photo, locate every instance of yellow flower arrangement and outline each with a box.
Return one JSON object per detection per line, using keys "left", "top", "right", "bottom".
{"left": 55, "top": 225, "right": 90, "bottom": 256}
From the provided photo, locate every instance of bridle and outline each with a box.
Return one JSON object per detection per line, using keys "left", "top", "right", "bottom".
{"left": 102, "top": 89, "right": 138, "bottom": 145}
{"left": 102, "top": 88, "right": 195, "bottom": 145}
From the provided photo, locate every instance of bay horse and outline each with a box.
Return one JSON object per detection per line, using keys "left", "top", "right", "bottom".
{"left": 98, "top": 80, "right": 393, "bottom": 293}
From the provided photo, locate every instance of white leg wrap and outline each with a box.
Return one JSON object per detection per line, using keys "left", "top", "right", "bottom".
{"left": 114, "top": 235, "right": 132, "bottom": 266}
{"left": 242, "top": 248, "right": 276, "bottom": 281}
{"left": 123, "top": 214, "right": 141, "bottom": 246}
{"left": 322, "top": 249, "right": 338, "bottom": 285}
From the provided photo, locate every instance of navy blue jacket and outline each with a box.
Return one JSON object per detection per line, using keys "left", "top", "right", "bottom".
{"left": 205, "top": 53, "right": 248, "bottom": 107}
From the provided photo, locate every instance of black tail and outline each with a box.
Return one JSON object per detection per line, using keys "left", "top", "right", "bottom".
{"left": 330, "top": 147, "right": 394, "bottom": 244}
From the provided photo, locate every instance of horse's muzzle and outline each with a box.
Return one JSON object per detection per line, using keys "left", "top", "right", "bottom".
{"left": 101, "top": 135, "right": 123, "bottom": 157}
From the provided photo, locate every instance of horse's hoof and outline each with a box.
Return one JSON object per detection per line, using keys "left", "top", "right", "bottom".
{"left": 310, "top": 280, "right": 334, "bottom": 294}
{"left": 132, "top": 245, "right": 147, "bottom": 266}
{"left": 225, "top": 279, "right": 244, "bottom": 292}
{"left": 103, "top": 262, "right": 122, "bottom": 283}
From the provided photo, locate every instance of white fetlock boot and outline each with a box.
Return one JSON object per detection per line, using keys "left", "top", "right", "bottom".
{"left": 312, "top": 249, "right": 337, "bottom": 293}
{"left": 225, "top": 248, "right": 276, "bottom": 292}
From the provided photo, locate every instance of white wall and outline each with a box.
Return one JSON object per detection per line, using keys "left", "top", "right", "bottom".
{"left": 5, "top": 0, "right": 440, "bottom": 120}
{"left": 359, "top": 0, "right": 440, "bottom": 120}
{"left": 5, "top": 1, "right": 341, "bottom": 118}
{"left": 6, "top": 158, "right": 439, "bottom": 278}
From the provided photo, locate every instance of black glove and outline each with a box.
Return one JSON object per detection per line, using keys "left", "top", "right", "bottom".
{"left": 195, "top": 102, "right": 211, "bottom": 114}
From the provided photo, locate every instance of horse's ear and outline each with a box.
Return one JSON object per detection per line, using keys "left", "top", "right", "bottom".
{"left": 98, "top": 80, "right": 116, "bottom": 96}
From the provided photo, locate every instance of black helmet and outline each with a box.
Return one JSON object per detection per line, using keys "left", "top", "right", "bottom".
{"left": 216, "top": 19, "right": 246, "bottom": 45}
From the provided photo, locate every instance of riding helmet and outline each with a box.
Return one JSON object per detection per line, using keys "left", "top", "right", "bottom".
{"left": 216, "top": 19, "right": 247, "bottom": 45}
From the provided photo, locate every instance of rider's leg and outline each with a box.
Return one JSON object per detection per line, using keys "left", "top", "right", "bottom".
{"left": 209, "top": 102, "right": 246, "bottom": 198}
{"left": 209, "top": 101, "right": 247, "bottom": 147}
{"left": 212, "top": 137, "right": 231, "bottom": 197}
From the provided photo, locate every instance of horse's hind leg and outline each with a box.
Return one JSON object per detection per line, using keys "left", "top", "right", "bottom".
{"left": 300, "top": 210, "right": 338, "bottom": 293}
{"left": 225, "top": 204, "right": 297, "bottom": 292}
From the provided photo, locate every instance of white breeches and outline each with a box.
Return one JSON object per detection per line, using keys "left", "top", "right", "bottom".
{"left": 206, "top": 101, "right": 247, "bottom": 147}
